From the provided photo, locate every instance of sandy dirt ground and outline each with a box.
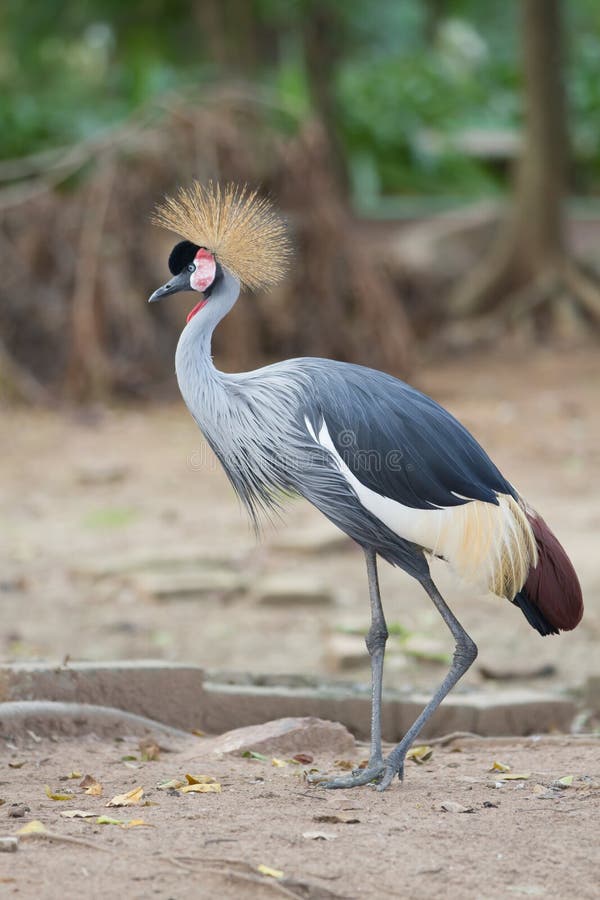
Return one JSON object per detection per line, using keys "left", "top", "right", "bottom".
{"left": 1, "top": 345, "right": 600, "bottom": 899}
{"left": 0, "top": 730, "right": 599, "bottom": 900}
{"left": 1, "top": 345, "right": 599, "bottom": 696}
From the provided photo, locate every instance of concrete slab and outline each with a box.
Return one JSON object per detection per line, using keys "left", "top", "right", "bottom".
{"left": 0, "top": 662, "right": 578, "bottom": 742}
{"left": 0, "top": 662, "right": 205, "bottom": 731}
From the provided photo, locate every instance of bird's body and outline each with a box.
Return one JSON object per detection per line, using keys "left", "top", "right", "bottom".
{"left": 150, "top": 182, "right": 583, "bottom": 791}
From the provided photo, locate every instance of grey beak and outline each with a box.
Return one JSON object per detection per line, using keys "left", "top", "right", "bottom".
{"left": 148, "top": 269, "right": 192, "bottom": 303}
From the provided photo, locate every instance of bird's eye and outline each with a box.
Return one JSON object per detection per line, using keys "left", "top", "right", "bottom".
{"left": 187, "top": 263, "right": 195, "bottom": 273}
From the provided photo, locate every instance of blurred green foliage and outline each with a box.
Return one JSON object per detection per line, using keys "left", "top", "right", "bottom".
{"left": 1, "top": 0, "right": 599, "bottom": 197}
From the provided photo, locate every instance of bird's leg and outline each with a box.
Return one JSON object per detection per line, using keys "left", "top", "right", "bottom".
{"left": 320, "top": 573, "right": 477, "bottom": 792}
{"left": 320, "top": 548, "right": 389, "bottom": 789}
{"left": 375, "top": 575, "right": 478, "bottom": 792}
{"left": 364, "top": 548, "right": 387, "bottom": 768}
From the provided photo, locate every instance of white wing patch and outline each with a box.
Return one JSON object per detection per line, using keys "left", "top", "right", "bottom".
{"left": 305, "top": 416, "right": 537, "bottom": 599}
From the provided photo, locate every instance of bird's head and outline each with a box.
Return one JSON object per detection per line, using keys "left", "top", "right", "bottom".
{"left": 148, "top": 241, "right": 219, "bottom": 322}
{"left": 148, "top": 182, "right": 290, "bottom": 323}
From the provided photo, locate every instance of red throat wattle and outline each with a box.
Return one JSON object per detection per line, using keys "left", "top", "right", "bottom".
{"left": 186, "top": 299, "right": 208, "bottom": 323}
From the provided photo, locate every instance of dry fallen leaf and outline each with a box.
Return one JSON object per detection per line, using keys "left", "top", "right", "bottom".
{"left": 66, "top": 772, "right": 82, "bottom": 780}
{"left": 257, "top": 865, "right": 284, "bottom": 879}
{"left": 106, "top": 786, "right": 144, "bottom": 807}
{"left": 242, "top": 751, "right": 268, "bottom": 761}
{"left": 302, "top": 830, "right": 337, "bottom": 840}
{"left": 191, "top": 729, "right": 206, "bottom": 737}
{"left": 123, "top": 819, "right": 152, "bottom": 828}
{"left": 85, "top": 783, "right": 103, "bottom": 798}
{"left": 79, "top": 775, "right": 98, "bottom": 789}
{"left": 45, "top": 785, "right": 73, "bottom": 802}
{"left": 497, "top": 773, "right": 531, "bottom": 781}
{"left": 292, "top": 753, "right": 313, "bottom": 765}
{"left": 157, "top": 779, "right": 186, "bottom": 791}
{"left": 96, "top": 816, "right": 123, "bottom": 826}
{"left": 139, "top": 739, "right": 160, "bottom": 762}
{"left": 271, "top": 758, "right": 288, "bottom": 768}
{"left": 8, "top": 761, "right": 26, "bottom": 770}
{"left": 184, "top": 774, "right": 217, "bottom": 785}
{"left": 440, "top": 800, "right": 475, "bottom": 813}
{"left": 490, "top": 761, "right": 511, "bottom": 773}
{"left": 313, "top": 813, "right": 360, "bottom": 825}
{"left": 556, "top": 775, "right": 574, "bottom": 788}
{"left": 180, "top": 783, "right": 221, "bottom": 794}
{"left": 60, "top": 810, "right": 97, "bottom": 819}
{"left": 407, "top": 745, "right": 433, "bottom": 764}
{"left": 333, "top": 760, "right": 354, "bottom": 771}
{"left": 16, "top": 820, "right": 47, "bottom": 835}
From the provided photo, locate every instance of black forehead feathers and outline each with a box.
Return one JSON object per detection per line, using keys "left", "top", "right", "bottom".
{"left": 168, "top": 240, "right": 201, "bottom": 275}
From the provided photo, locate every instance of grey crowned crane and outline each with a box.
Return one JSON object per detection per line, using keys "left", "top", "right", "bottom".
{"left": 148, "top": 183, "right": 583, "bottom": 792}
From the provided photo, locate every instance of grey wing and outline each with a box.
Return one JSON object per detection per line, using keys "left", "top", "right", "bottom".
{"left": 301, "top": 361, "right": 516, "bottom": 511}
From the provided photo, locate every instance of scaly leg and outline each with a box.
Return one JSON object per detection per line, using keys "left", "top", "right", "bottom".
{"left": 321, "top": 548, "right": 389, "bottom": 788}
{"left": 323, "top": 573, "right": 478, "bottom": 791}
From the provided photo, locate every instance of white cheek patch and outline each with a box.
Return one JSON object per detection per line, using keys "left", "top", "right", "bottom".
{"left": 191, "top": 252, "right": 216, "bottom": 291}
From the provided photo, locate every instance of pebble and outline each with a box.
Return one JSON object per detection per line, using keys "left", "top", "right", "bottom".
{"left": 0, "top": 837, "right": 18, "bottom": 852}
{"left": 440, "top": 800, "right": 475, "bottom": 813}
{"left": 7, "top": 804, "right": 30, "bottom": 819}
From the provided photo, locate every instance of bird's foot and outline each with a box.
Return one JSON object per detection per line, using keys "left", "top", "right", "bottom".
{"left": 311, "top": 756, "right": 403, "bottom": 791}
{"left": 315, "top": 763, "right": 387, "bottom": 790}
{"left": 374, "top": 760, "right": 404, "bottom": 792}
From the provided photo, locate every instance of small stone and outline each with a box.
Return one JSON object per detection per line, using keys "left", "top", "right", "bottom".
{"left": 0, "top": 837, "right": 18, "bottom": 852}
{"left": 208, "top": 717, "right": 355, "bottom": 757}
{"left": 440, "top": 800, "right": 475, "bottom": 813}
{"left": 254, "top": 574, "right": 333, "bottom": 607}
{"left": 7, "top": 804, "right": 30, "bottom": 819}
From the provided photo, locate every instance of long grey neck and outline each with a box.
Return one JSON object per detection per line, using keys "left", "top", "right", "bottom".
{"left": 173, "top": 266, "right": 312, "bottom": 522}
{"left": 175, "top": 268, "right": 240, "bottom": 408}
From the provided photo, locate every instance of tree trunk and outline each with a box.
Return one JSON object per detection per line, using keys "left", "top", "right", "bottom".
{"left": 450, "top": 0, "right": 600, "bottom": 333}
{"left": 514, "top": 0, "right": 567, "bottom": 270}
{"left": 300, "top": 2, "right": 350, "bottom": 197}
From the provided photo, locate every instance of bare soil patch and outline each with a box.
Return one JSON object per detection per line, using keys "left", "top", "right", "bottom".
{"left": 0, "top": 731, "right": 598, "bottom": 899}
{"left": 1, "top": 346, "right": 598, "bottom": 696}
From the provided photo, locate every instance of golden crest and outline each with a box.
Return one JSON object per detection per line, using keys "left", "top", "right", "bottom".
{"left": 153, "top": 181, "right": 291, "bottom": 290}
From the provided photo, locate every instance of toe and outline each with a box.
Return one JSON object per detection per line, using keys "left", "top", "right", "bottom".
{"left": 375, "top": 764, "right": 399, "bottom": 792}
{"left": 319, "top": 764, "right": 386, "bottom": 790}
